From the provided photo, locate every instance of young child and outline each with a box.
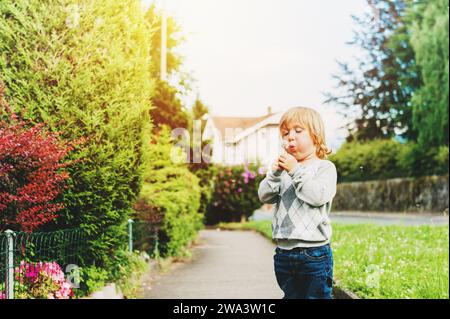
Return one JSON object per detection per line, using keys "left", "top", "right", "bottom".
{"left": 257, "top": 106, "right": 337, "bottom": 299}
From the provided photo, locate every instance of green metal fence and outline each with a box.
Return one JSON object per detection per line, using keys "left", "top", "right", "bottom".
{"left": 0, "top": 220, "right": 158, "bottom": 299}
{"left": 129, "top": 219, "right": 160, "bottom": 258}
{"left": 0, "top": 228, "right": 87, "bottom": 299}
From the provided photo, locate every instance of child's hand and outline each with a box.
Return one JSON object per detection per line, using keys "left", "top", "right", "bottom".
{"left": 272, "top": 160, "right": 283, "bottom": 172}
{"left": 278, "top": 152, "right": 298, "bottom": 173}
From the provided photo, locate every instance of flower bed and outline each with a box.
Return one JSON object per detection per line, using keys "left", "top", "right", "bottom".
{"left": 0, "top": 261, "right": 73, "bottom": 299}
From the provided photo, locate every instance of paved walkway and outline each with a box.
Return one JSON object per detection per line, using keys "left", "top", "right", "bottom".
{"left": 252, "top": 207, "right": 449, "bottom": 226}
{"left": 142, "top": 229, "right": 283, "bottom": 299}
{"left": 330, "top": 211, "right": 449, "bottom": 226}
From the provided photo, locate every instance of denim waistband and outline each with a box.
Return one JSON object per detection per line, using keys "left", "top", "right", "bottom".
{"left": 278, "top": 243, "right": 330, "bottom": 252}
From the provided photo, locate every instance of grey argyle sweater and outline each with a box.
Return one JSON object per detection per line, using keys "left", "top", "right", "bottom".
{"left": 257, "top": 159, "right": 337, "bottom": 247}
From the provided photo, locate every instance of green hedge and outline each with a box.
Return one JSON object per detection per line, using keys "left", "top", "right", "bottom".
{"left": 0, "top": 0, "right": 155, "bottom": 267}
{"left": 134, "top": 126, "right": 203, "bottom": 257}
{"left": 188, "top": 160, "right": 218, "bottom": 220}
{"left": 329, "top": 139, "right": 448, "bottom": 183}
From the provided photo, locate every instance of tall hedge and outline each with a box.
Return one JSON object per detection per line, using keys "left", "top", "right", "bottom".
{"left": 134, "top": 125, "right": 203, "bottom": 257}
{"left": 0, "top": 0, "right": 155, "bottom": 266}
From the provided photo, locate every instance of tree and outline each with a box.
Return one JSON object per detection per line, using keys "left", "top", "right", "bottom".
{"left": 325, "top": 0, "right": 421, "bottom": 143}
{"left": 409, "top": 0, "right": 449, "bottom": 147}
{"left": 151, "top": 79, "right": 190, "bottom": 134}
{"left": 191, "top": 97, "right": 209, "bottom": 136}
{"left": 144, "top": 4, "right": 193, "bottom": 134}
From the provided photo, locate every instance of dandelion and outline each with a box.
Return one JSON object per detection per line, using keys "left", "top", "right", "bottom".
{"left": 65, "top": 4, "right": 80, "bottom": 29}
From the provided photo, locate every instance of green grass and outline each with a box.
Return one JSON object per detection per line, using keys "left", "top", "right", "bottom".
{"left": 217, "top": 221, "right": 449, "bottom": 299}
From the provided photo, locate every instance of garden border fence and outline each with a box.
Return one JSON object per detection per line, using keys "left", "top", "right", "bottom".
{"left": 0, "top": 227, "right": 88, "bottom": 299}
{"left": 0, "top": 220, "right": 159, "bottom": 299}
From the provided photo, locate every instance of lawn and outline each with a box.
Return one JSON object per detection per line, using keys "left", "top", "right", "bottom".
{"left": 218, "top": 220, "right": 449, "bottom": 299}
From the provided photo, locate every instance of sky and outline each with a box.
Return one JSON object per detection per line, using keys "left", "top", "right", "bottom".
{"left": 143, "top": 0, "right": 369, "bottom": 152}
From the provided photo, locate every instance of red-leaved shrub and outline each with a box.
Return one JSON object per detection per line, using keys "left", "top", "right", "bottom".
{"left": 0, "top": 83, "right": 84, "bottom": 232}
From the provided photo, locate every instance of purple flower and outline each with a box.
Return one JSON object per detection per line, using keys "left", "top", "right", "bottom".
{"left": 241, "top": 172, "right": 249, "bottom": 184}
{"left": 258, "top": 166, "right": 266, "bottom": 175}
{"left": 241, "top": 169, "right": 255, "bottom": 184}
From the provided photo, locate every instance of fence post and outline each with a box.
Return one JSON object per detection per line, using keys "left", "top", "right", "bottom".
{"left": 127, "top": 219, "right": 134, "bottom": 253}
{"left": 153, "top": 230, "right": 159, "bottom": 259}
{"left": 4, "top": 229, "right": 14, "bottom": 299}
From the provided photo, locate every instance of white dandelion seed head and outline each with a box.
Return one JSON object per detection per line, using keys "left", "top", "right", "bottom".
{"left": 65, "top": 4, "right": 80, "bottom": 29}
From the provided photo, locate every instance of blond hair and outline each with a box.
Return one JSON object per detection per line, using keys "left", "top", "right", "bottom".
{"left": 279, "top": 106, "right": 332, "bottom": 159}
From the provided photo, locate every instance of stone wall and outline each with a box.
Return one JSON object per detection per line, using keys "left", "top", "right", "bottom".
{"left": 333, "top": 174, "right": 449, "bottom": 213}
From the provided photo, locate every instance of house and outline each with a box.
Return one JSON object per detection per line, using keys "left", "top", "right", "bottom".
{"left": 202, "top": 107, "right": 285, "bottom": 168}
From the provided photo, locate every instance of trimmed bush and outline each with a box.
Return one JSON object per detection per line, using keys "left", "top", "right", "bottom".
{"left": 329, "top": 139, "right": 448, "bottom": 183}
{"left": 134, "top": 125, "right": 203, "bottom": 257}
{"left": 188, "top": 156, "right": 218, "bottom": 220}
{"left": 0, "top": 0, "right": 155, "bottom": 266}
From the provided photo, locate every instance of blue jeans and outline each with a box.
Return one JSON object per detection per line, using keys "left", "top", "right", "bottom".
{"left": 274, "top": 244, "right": 334, "bottom": 299}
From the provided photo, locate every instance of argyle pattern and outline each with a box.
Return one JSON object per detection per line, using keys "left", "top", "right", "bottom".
{"left": 259, "top": 160, "right": 335, "bottom": 242}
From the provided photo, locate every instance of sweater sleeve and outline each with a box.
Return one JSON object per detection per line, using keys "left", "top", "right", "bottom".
{"left": 257, "top": 167, "right": 283, "bottom": 204}
{"left": 288, "top": 161, "right": 337, "bottom": 207}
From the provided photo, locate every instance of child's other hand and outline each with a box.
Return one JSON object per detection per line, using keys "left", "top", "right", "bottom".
{"left": 278, "top": 152, "right": 298, "bottom": 173}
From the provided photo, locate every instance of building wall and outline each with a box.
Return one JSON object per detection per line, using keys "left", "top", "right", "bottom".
{"left": 203, "top": 119, "right": 284, "bottom": 167}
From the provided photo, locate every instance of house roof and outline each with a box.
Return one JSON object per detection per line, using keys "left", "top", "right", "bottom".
{"left": 210, "top": 115, "right": 269, "bottom": 138}
{"left": 209, "top": 112, "right": 282, "bottom": 142}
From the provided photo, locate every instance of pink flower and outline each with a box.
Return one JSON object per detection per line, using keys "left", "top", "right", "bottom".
{"left": 241, "top": 171, "right": 255, "bottom": 184}
{"left": 12, "top": 261, "right": 73, "bottom": 299}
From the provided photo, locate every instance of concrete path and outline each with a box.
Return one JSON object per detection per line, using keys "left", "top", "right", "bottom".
{"left": 142, "top": 228, "right": 283, "bottom": 299}
{"left": 251, "top": 207, "right": 449, "bottom": 226}
{"left": 330, "top": 211, "right": 449, "bottom": 226}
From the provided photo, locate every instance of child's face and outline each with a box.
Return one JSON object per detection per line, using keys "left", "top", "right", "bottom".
{"left": 280, "top": 122, "right": 316, "bottom": 160}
